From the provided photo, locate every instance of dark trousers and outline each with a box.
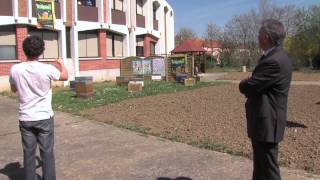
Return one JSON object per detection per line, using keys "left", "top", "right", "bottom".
{"left": 19, "top": 117, "right": 56, "bottom": 180}
{"left": 251, "top": 141, "right": 281, "bottom": 180}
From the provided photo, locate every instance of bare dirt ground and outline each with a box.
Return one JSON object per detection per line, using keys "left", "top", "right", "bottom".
{"left": 82, "top": 83, "right": 320, "bottom": 174}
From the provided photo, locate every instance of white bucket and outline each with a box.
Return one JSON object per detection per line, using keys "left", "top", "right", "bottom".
{"left": 242, "top": 66, "right": 247, "bottom": 72}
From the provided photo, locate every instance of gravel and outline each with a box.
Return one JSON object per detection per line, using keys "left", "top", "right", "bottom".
{"left": 82, "top": 83, "right": 320, "bottom": 174}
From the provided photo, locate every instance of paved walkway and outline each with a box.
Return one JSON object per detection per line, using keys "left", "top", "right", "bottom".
{"left": 199, "top": 73, "right": 320, "bottom": 86}
{"left": 0, "top": 96, "right": 319, "bottom": 180}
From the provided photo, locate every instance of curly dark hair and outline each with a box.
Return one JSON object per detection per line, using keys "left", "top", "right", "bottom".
{"left": 23, "top": 35, "right": 45, "bottom": 59}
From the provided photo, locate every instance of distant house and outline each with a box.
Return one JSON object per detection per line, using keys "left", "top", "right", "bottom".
{"left": 186, "top": 39, "right": 223, "bottom": 64}
{"left": 171, "top": 39, "right": 206, "bottom": 54}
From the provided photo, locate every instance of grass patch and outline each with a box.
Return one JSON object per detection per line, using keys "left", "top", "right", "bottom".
{"left": 114, "top": 123, "right": 151, "bottom": 134}
{"left": 294, "top": 67, "right": 320, "bottom": 74}
{"left": 206, "top": 66, "right": 242, "bottom": 73}
{"left": 0, "top": 91, "right": 18, "bottom": 99}
{"left": 188, "top": 140, "right": 244, "bottom": 157}
{"left": 52, "top": 80, "right": 224, "bottom": 114}
{"left": 158, "top": 130, "right": 182, "bottom": 142}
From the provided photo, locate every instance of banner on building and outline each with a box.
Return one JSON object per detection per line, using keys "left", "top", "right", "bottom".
{"left": 133, "top": 60, "right": 143, "bottom": 75}
{"left": 171, "top": 58, "right": 186, "bottom": 74}
{"left": 142, "top": 60, "right": 152, "bottom": 75}
{"left": 35, "top": 0, "right": 56, "bottom": 29}
{"left": 152, "top": 58, "right": 165, "bottom": 76}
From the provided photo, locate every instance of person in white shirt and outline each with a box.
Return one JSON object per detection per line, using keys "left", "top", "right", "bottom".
{"left": 9, "top": 35, "right": 68, "bottom": 180}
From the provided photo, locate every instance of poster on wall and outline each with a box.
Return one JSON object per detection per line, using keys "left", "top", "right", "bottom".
{"left": 133, "top": 60, "right": 143, "bottom": 75}
{"left": 35, "top": 0, "right": 56, "bottom": 29}
{"left": 143, "top": 60, "right": 152, "bottom": 75}
{"left": 171, "top": 58, "right": 185, "bottom": 74}
{"left": 152, "top": 58, "right": 165, "bottom": 76}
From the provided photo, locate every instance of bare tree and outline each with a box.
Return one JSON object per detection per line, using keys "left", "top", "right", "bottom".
{"left": 203, "top": 22, "right": 223, "bottom": 64}
{"left": 259, "top": 0, "right": 300, "bottom": 37}
{"left": 223, "top": 10, "right": 261, "bottom": 67}
{"left": 174, "top": 27, "right": 197, "bottom": 46}
{"left": 221, "top": 0, "right": 300, "bottom": 68}
{"left": 203, "top": 22, "right": 223, "bottom": 42}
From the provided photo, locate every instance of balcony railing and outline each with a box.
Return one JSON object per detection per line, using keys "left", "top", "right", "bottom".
{"left": 78, "top": 5, "right": 98, "bottom": 22}
{"left": 32, "top": 0, "right": 61, "bottom": 19}
{"left": 111, "top": 9, "right": 126, "bottom": 25}
{"left": 0, "top": 0, "right": 13, "bottom": 16}
{"left": 136, "top": 14, "right": 145, "bottom": 28}
{"left": 153, "top": 19, "right": 158, "bottom": 31}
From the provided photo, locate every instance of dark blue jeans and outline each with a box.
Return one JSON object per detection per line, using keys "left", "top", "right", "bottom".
{"left": 19, "top": 117, "right": 56, "bottom": 180}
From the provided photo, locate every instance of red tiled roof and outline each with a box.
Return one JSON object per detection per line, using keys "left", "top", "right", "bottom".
{"left": 171, "top": 40, "right": 206, "bottom": 53}
{"left": 205, "top": 41, "right": 223, "bottom": 48}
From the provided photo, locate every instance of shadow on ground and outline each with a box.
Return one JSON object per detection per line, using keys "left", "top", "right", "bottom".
{"left": 0, "top": 162, "right": 24, "bottom": 180}
{"left": 286, "top": 121, "right": 307, "bottom": 128}
{"left": 156, "top": 177, "right": 193, "bottom": 180}
{"left": 0, "top": 157, "right": 42, "bottom": 180}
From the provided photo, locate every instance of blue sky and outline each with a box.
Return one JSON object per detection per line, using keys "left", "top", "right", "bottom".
{"left": 167, "top": 0, "right": 320, "bottom": 36}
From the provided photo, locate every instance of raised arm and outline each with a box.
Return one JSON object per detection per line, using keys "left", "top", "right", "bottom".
{"left": 56, "top": 59, "right": 68, "bottom": 81}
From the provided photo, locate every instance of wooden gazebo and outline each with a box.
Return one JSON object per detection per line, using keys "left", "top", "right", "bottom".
{"left": 169, "top": 40, "right": 206, "bottom": 79}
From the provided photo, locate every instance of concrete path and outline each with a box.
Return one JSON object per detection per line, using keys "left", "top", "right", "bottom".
{"left": 199, "top": 73, "right": 320, "bottom": 86}
{"left": 0, "top": 96, "right": 319, "bottom": 180}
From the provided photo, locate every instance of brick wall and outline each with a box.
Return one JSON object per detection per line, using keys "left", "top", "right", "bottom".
{"left": 99, "top": 30, "right": 107, "bottom": 58}
{"left": 16, "top": 25, "right": 28, "bottom": 62}
{"left": 79, "top": 59, "right": 120, "bottom": 71}
{"left": 0, "top": 25, "right": 28, "bottom": 76}
{"left": 104, "top": 0, "right": 108, "bottom": 24}
{"left": 19, "top": 0, "right": 28, "bottom": 17}
{"left": 78, "top": 30, "right": 120, "bottom": 72}
{"left": 66, "top": 0, "right": 73, "bottom": 26}
{"left": 144, "top": 35, "right": 158, "bottom": 57}
{"left": 0, "top": 63, "right": 15, "bottom": 76}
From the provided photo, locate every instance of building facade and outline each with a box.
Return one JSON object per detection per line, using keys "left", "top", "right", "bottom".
{"left": 0, "top": 0, "right": 174, "bottom": 91}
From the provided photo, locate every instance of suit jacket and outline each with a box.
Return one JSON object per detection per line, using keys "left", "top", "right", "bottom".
{"left": 239, "top": 46, "right": 292, "bottom": 143}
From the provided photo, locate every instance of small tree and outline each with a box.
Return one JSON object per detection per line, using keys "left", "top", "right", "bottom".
{"left": 203, "top": 22, "right": 223, "bottom": 66}
{"left": 174, "top": 27, "right": 197, "bottom": 46}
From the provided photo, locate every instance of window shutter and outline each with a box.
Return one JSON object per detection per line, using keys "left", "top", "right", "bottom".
{"left": 86, "top": 33, "right": 99, "bottom": 57}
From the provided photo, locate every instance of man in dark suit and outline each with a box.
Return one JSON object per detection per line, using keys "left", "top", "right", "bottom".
{"left": 239, "top": 19, "right": 292, "bottom": 180}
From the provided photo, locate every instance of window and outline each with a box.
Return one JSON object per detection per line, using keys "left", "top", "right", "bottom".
{"left": 113, "top": 0, "right": 123, "bottom": 11}
{"left": 150, "top": 42, "right": 156, "bottom": 56}
{"left": 136, "top": 36, "right": 144, "bottom": 57}
{"left": 29, "top": 29, "right": 59, "bottom": 59}
{"left": 66, "top": 27, "right": 71, "bottom": 58}
{"left": 107, "top": 32, "right": 124, "bottom": 57}
{"left": 153, "top": 3, "right": 158, "bottom": 20}
{"left": 153, "top": 9, "right": 157, "bottom": 20}
{"left": 78, "top": 31, "right": 99, "bottom": 58}
{"left": 136, "top": 0, "right": 143, "bottom": 15}
{"left": 0, "top": 26, "right": 16, "bottom": 60}
{"left": 78, "top": 0, "right": 96, "bottom": 6}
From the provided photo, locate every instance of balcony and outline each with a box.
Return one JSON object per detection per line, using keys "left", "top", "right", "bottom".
{"left": 136, "top": 14, "right": 145, "bottom": 28}
{"left": 0, "top": 0, "right": 13, "bottom": 16}
{"left": 32, "top": 0, "right": 61, "bottom": 19}
{"left": 78, "top": 5, "right": 98, "bottom": 22}
{"left": 153, "top": 19, "right": 158, "bottom": 31}
{"left": 111, "top": 9, "right": 126, "bottom": 25}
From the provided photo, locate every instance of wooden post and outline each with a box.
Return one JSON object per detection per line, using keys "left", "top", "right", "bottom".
{"left": 192, "top": 54, "right": 195, "bottom": 77}
{"left": 165, "top": 55, "right": 169, "bottom": 81}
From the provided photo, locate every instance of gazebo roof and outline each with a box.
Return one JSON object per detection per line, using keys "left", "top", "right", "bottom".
{"left": 171, "top": 40, "right": 206, "bottom": 54}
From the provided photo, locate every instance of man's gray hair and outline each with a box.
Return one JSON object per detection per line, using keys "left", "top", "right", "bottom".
{"left": 261, "top": 19, "right": 286, "bottom": 46}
